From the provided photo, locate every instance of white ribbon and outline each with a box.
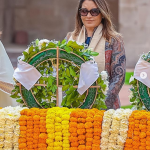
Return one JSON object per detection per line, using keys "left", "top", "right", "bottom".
{"left": 13, "top": 60, "right": 42, "bottom": 90}
{"left": 77, "top": 61, "right": 99, "bottom": 95}
{"left": 134, "top": 57, "right": 150, "bottom": 88}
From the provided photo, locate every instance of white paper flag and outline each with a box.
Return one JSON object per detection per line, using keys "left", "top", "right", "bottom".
{"left": 134, "top": 57, "right": 150, "bottom": 88}
{"left": 77, "top": 61, "right": 99, "bottom": 95}
{"left": 13, "top": 60, "right": 41, "bottom": 90}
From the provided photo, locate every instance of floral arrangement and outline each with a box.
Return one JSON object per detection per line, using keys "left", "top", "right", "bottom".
{"left": 124, "top": 110, "right": 150, "bottom": 150}
{"left": 11, "top": 38, "right": 109, "bottom": 109}
{"left": 46, "top": 107, "right": 73, "bottom": 150}
{"left": 129, "top": 52, "right": 150, "bottom": 110}
{"left": 4, "top": 107, "right": 150, "bottom": 149}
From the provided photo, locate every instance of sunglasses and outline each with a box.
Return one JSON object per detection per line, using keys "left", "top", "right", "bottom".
{"left": 79, "top": 8, "right": 100, "bottom": 16}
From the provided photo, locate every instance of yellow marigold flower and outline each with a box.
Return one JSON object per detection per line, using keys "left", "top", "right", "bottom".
{"left": 48, "top": 143, "right": 54, "bottom": 147}
{"left": 55, "top": 132, "right": 62, "bottom": 136}
{"left": 46, "top": 124, "right": 54, "bottom": 129}
{"left": 63, "top": 133, "right": 70, "bottom": 137}
{"left": 46, "top": 119, "right": 55, "bottom": 124}
{"left": 62, "top": 125, "right": 69, "bottom": 130}
{"left": 62, "top": 129, "right": 69, "bottom": 134}
{"left": 47, "top": 146, "right": 54, "bottom": 150}
{"left": 55, "top": 126, "right": 62, "bottom": 132}
{"left": 47, "top": 129, "right": 55, "bottom": 133}
{"left": 46, "top": 114, "right": 55, "bottom": 119}
{"left": 62, "top": 120, "right": 69, "bottom": 125}
{"left": 55, "top": 117, "right": 62, "bottom": 123}
{"left": 63, "top": 137, "right": 69, "bottom": 140}
{"left": 53, "top": 147, "right": 62, "bottom": 150}
{"left": 62, "top": 115, "right": 70, "bottom": 120}
{"left": 54, "top": 141, "right": 63, "bottom": 147}
{"left": 63, "top": 140, "right": 69, "bottom": 144}
{"left": 63, "top": 143, "right": 70, "bottom": 148}
{"left": 55, "top": 123, "right": 61, "bottom": 126}
{"left": 46, "top": 138, "right": 54, "bottom": 144}
{"left": 48, "top": 133, "right": 55, "bottom": 139}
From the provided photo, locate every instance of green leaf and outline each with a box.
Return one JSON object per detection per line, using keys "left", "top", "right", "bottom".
{"left": 90, "top": 51, "right": 99, "bottom": 56}
{"left": 69, "top": 66, "right": 76, "bottom": 77}
{"left": 66, "top": 85, "right": 75, "bottom": 95}
{"left": 65, "top": 46, "right": 72, "bottom": 53}
{"left": 61, "top": 39, "right": 66, "bottom": 44}
{"left": 66, "top": 68, "right": 70, "bottom": 77}
{"left": 35, "top": 39, "right": 39, "bottom": 46}
{"left": 62, "top": 85, "right": 70, "bottom": 91}
{"left": 37, "top": 86, "right": 41, "bottom": 90}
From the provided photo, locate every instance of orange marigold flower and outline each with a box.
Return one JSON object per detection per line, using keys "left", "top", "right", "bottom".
{"left": 70, "top": 117, "right": 78, "bottom": 122}
{"left": 19, "top": 138, "right": 26, "bottom": 143}
{"left": 27, "top": 116, "right": 33, "bottom": 121}
{"left": 71, "top": 142, "right": 79, "bottom": 147}
{"left": 70, "top": 148, "right": 78, "bottom": 150}
{"left": 126, "top": 139, "right": 133, "bottom": 144}
{"left": 86, "top": 142, "right": 92, "bottom": 146}
{"left": 77, "top": 129, "right": 86, "bottom": 135}
{"left": 78, "top": 118, "right": 86, "bottom": 123}
{"left": 139, "top": 132, "right": 146, "bottom": 139}
{"left": 69, "top": 136, "right": 78, "bottom": 142}
{"left": 69, "top": 122, "right": 77, "bottom": 128}
{"left": 86, "top": 117, "right": 93, "bottom": 122}
{"left": 86, "top": 128, "right": 93, "bottom": 133}
{"left": 94, "top": 115, "right": 102, "bottom": 121}
{"left": 69, "top": 127, "right": 77, "bottom": 133}
{"left": 71, "top": 133, "right": 78, "bottom": 137}
{"left": 33, "top": 115, "right": 40, "bottom": 121}
{"left": 86, "top": 138, "right": 93, "bottom": 142}
{"left": 20, "top": 126, "right": 27, "bottom": 131}
{"left": 86, "top": 133, "right": 93, "bottom": 138}
{"left": 77, "top": 123, "right": 85, "bottom": 129}
{"left": 19, "top": 143, "right": 27, "bottom": 149}
{"left": 133, "top": 136, "right": 140, "bottom": 141}
{"left": 19, "top": 115, "right": 27, "bottom": 121}
{"left": 70, "top": 111, "right": 79, "bottom": 118}
{"left": 78, "top": 135, "right": 85, "bottom": 140}
{"left": 85, "top": 122, "right": 93, "bottom": 129}
{"left": 78, "top": 140, "right": 85, "bottom": 145}
{"left": 19, "top": 121, "right": 27, "bottom": 126}
{"left": 94, "top": 136, "right": 100, "bottom": 140}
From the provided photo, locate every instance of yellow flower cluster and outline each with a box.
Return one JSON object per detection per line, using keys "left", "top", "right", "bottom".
{"left": 46, "top": 107, "right": 73, "bottom": 150}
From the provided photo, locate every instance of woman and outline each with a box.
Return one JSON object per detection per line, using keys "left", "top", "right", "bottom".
{"left": 0, "top": 38, "right": 18, "bottom": 107}
{"left": 66, "top": 0, "right": 125, "bottom": 109}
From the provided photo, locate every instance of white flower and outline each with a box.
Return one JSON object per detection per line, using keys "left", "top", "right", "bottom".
{"left": 129, "top": 92, "right": 133, "bottom": 99}
{"left": 25, "top": 48, "right": 29, "bottom": 53}
{"left": 129, "top": 75, "right": 134, "bottom": 83}
{"left": 101, "top": 71, "right": 108, "bottom": 81}
{"left": 38, "top": 39, "right": 50, "bottom": 49}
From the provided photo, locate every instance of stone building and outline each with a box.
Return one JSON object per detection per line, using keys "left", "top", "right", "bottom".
{"left": 0, "top": 0, "right": 150, "bottom": 68}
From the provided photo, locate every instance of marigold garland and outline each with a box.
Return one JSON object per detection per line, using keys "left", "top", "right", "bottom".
{"left": 124, "top": 110, "right": 150, "bottom": 150}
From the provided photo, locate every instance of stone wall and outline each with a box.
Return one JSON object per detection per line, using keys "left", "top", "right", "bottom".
{"left": 119, "top": 0, "right": 150, "bottom": 68}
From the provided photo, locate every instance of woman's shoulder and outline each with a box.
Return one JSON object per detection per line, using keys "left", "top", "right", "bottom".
{"left": 110, "top": 34, "right": 124, "bottom": 46}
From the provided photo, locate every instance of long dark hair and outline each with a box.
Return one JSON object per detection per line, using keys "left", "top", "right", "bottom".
{"left": 73, "top": 0, "right": 120, "bottom": 42}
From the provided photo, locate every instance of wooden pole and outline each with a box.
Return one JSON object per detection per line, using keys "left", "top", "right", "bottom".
{"left": 56, "top": 46, "right": 59, "bottom": 106}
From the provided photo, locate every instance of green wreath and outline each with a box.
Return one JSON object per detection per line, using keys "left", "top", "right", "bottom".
{"left": 11, "top": 39, "right": 108, "bottom": 109}
{"left": 130, "top": 52, "right": 150, "bottom": 111}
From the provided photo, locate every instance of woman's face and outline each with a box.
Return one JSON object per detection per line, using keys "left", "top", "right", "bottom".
{"left": 81, "top": 0, "right": 102, "bottom": 29}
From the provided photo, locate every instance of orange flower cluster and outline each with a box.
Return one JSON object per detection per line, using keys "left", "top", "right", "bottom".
{"left": 38, "top": 109, "right": 47, "bottom": 150}
{"left": 92, "top": 109, "right": 104, "bottom": 150}
{"left": 19, "top": 108, "right": 48, "bottom": 150}
{"left": 69, "top": 108, "right": 104, "bottom": 150}
{"left": 19, "top": 108, "right": 28, "bottom": 150}
{"left": 124, "top": 110, "right": 150, "bottom": 150}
